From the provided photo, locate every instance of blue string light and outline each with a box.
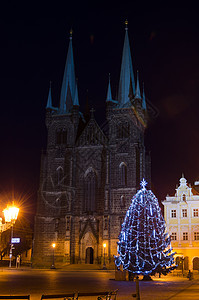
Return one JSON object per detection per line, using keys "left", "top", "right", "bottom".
{"left": 115, "top": 179, "right": 177, "bottom": 276}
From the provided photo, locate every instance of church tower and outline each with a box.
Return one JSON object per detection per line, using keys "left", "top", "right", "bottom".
{"left": 33, "top": 23, "right": 151, "bottom": 267}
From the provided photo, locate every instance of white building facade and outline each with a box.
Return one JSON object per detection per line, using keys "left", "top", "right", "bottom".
{"left": 162, "top": 176, "right": 199, "bottom": 271}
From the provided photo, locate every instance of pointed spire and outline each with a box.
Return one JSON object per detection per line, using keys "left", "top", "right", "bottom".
{"left": 118, "top": 20, "right": 135, "bottom": 107}
{"left": 135, "top": 70, "right": 141, "bottom": 99}
{"left": 46, "top": 81, "right": 53, "bottom": 109}
{"left": 142, "top": 83, "right": 147, "bottom": 110}
{"left": 59, "top": 29, "right": 78, "bottom": 113}
{"left": 73, "top": 81, "right": 79, "bottom": 106}
{"left": 106, "top": 74, "right": 113, "bottom": 102}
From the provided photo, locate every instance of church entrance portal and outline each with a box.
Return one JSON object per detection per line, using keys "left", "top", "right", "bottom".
{"left": 85, "top": 247, "right": 94, "bottom": 264}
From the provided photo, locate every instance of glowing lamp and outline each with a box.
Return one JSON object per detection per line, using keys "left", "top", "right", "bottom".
{"left": 3, "top": 205, "right": 19, "bottom": 223}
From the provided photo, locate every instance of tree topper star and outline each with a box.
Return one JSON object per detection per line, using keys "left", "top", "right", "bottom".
{"left": 140, "top": 178, "right": 147, "bottom": 189}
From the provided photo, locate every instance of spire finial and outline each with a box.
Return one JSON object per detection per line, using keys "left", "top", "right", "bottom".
{"left": 70, "top": 28, "right": 73, "bottom": 39}
{"left": 106, "top": 73, "right": 113, "bottom": 102}
{"left": 125, "top": 19, "right": 128, "bottom": 31}
{"left": 90, "top": 107, "right": 95, "bottom": 119}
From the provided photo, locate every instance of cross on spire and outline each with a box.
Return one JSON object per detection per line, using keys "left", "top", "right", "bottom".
{"left": 70, "top": 28, "right": 73, "bottom": 39}
{"left": 125, "top": 19, "right": 128, "bottom": 31}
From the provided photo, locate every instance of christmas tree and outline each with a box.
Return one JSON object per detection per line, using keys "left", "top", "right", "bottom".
{"left": 115, "top": 179, "right": 176, "bottom": 277}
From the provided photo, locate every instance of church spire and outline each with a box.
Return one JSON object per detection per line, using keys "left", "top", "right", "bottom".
{"left": 135, "top": 70, "right": 141, "bottom": 99}
{"left": 59, "top": 29, "right": 79, "bottom": 113}
{"left": 118, "top": 20, "right": 135, "bottom": 107}
{"left": 142, "top": 82, "right": 147, "bottom": 110}
{"left": 73, "top": 80, "right": 79, "bottom": 107}
{"left": 46, "top": 81, "right": 53, "bottom": 109}
{"left": 106, "top": 74, "right": 113, "bottom": 102}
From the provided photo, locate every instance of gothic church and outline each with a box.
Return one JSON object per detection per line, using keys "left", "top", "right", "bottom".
{"left": 33, "top": 23, "right": 151, "bottom": 267}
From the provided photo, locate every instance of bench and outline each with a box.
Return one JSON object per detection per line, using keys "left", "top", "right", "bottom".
{"left": 0, "top": 297, "right": 30, "bottom": 300}
{"left": 77, "top": 290, "right": 118, "bottom": 299}
{"left": 41, "top": 294, "right": 75, "bottom": 300}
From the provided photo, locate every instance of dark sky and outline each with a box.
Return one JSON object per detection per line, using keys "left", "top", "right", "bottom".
{"left": 1, "top": 2, "right": 199, "bottom": 220}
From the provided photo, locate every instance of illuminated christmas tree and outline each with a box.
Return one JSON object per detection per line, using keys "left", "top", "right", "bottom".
{"left": 115, "top": 179, "right": 176, "bottom": 278}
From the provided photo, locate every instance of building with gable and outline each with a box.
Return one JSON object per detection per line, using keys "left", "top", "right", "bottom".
{"left": 33, "top": 23, "right": 151, "bottom": 267}
{"left": 162, "top": 176, "right": 199, "bottom": 271}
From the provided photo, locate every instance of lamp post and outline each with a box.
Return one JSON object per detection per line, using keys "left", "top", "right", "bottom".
{"left": 3, "top": 204, "right": 19, "bottom": 268}
{"left": 102, "top": 243, "right": 107, "bottom": 270}
{"left": 51, "top": 243, "right": 56, "bottom": 269}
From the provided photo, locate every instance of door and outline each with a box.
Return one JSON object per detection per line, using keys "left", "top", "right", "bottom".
{"left": 193, "top": 257, "right": 199, "bottom": 270}
{"left": 85, "top": 247, "right": 94, "bottom": 264}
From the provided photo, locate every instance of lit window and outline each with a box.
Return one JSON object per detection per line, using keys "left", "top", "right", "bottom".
{"left": 194, "top": 232, "right": 199, "bottom": 240}
{"left": 182, "top": 209, "right": 187, "bottom": 218}
{"left": 183, "top": 232, "right": 188, "bottom": 241}
{"left": 193, "top": 209, "right": 199, "bottom": 217}
{"left": 171, "top": 232, "right": 177, "bottom": 241}
{"left": 171, "top": 210, "right": 177, "bottom": 218}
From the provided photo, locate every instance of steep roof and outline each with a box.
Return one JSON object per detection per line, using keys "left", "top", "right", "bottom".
{"left": 59, "top": 30, "right": 79, "bottom": 113}
{"left": 46, "top": 82, "right": 52, "bottom": 109}
{"left": 118, "top": 21, "right": 135, "bottom": 107}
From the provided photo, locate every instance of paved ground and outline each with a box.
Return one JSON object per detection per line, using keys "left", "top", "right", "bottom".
{"left": 0, "top": 267, "right": 198, "bottom": 299}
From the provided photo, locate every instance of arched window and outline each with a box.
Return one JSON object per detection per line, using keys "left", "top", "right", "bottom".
{"left": 136, "top": 147, "right": 140, "bottom": 188}
{"left": 184, "top": 256, "right": 189, "bottom": 270}
{"left": 56, "top": 166, "right": 64, "bottom": 184}
{"left": 182, "top": 194, "right": 186, "bottom": 202}
{"left": 55, "top": 218, "right": 59, "bottom": 232}
{"left": 120, "top": 195, "right": 125, "bottom": 207}
{"left": 117, "top": 124, "right": 122, "bottom": 139}
{"left": 56, "top": 130, "right": 62, "bottom": 144}
{"left": 62, "top": 130, "right": 67, "bottom": 144}
{"left": 85, "top": 170, "right": 97, "bottom": 212}
{"left": 193, "top": 257, "right": 199, "bottom": 270}
{"left": 123, "top": 123, "right": 130, "bottom": 138}
{"left": 120, "top": 163, "right": 127, "bottom": 186}
{"left": 176, "top": 256, "right": 183, "bottom": 270}
{"left": 104, "top": 217, "right": 108, "bottom": 230}
{"left": 56, "top": 129, "right": 67, "bottom": 145}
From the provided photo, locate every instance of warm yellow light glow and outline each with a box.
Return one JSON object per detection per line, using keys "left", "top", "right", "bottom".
{"left": 3, "top": 204, "right": 19, "bottom": 223}
{"left": 52, "top": 243, "right": 56, "bottom": 248}
{"left": 103, "top": 243, "right": 107, "bottom": 248}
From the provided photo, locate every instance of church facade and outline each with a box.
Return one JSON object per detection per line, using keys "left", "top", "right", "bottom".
{"left": 33, "top": 24, "right": 151, "bottom": 267}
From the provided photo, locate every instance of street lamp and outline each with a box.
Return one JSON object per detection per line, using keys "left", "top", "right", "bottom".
{"left": 102, "top": 242, "right": 107, "bottom": 270}
{"left": 51, "top": 243, "right": 56, "bottom": 269}
{"left": 3, "top": 204, "right": 19, "bottom": 268}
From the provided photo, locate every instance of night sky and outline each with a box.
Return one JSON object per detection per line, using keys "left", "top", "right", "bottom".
{"left": 1, "top": 2, "right": 199, "bottom": 221}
